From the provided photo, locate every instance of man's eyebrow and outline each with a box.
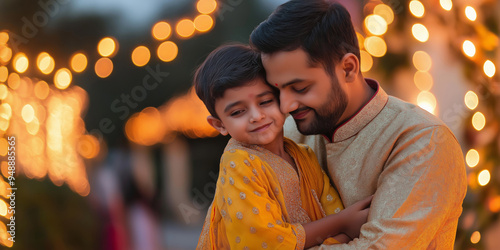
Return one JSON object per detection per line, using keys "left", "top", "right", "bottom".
{"left": 281, "top": 79, "right": 304, "bottom": 88}
{"left": 223, "top": 101, "right": 241, "bottom": 113}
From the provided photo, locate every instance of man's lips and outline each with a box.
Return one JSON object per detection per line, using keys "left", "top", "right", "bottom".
{"left": 251, "top": 122, "right": 272, "bottom": 132}
{"left": 291, "top": 108, "right": 311, "bottom": 120}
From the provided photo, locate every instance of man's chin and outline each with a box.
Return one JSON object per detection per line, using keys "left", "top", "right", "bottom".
{"left": 295, "top": 120, "right": 316, "bottom": 135}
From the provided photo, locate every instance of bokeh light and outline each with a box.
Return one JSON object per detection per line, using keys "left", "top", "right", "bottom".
{"left": 373, "top": 4, "right": 394, "bottom": 25}
{"left": 34, "top": 80, "right": 50, "bottom": 100}
{"left": 483, "top": 60, "right": 496, "bottom": 77}
{"left": 360, "top": 50, "right": 373, "bottom": 72}
{"left": 152, "top": 21, "right": 172, "bottom": 40}
{"left": 409, "top": 0, "right": 425, "bottom": 18}
{"left": 471, "top": 231, "right": 481, "bottom": 244}
{"left": 176, "top": 19, "right": 195, "bottom": 38}
{"left": 440, "top": 0, "right": 453, "bottom": 11}
{"left": 0, "top": 67, "right": 7, "bottom": 82}
{"left": 197, "top": 0, "right": 217, "bottom": 14}
{"left": 413, "top": 51, "right": 432, "bottom": 72}
{"left": 478, "top": 170, "right": 490, "bottom": 186}
{"left": 37, "top": 52, "right": 55, "bottom": 75}
{"left": 13, "top": 53, "right": 29, "bottom": 73}
{"left": 54, "top": 68, "right": 72, "bottom": 90}
{"left": 95, "top": 58, "right": 113, "bottom": 78}
{"left": 466, "top": 149, "right": 480, "bottom": 168}
{"left": 0, "top": 46, "right": 12, "bottom": 64}
{"left": 0, "top": 84, "right": 7, "bottom": 100}
{"left": 465, "top": 6, "right": 477, "bottom": 21}
{"left": 364, "top": 36, "right": 387, "bottom": 57}
{"left": 414, "top": 71, "right": 433, "bottom": 91}
{"left": 412, "top": 23, "right": 429, "bottom": 42}
{"left": 462, "top": 40, "right": 476, "bottom": 57}
{"left": 157, "top": 41, "right": 178, "bottom": 62}
{"left": 21, "top": 104, "right": 35, "bottom": 123}
{"left": 464, "top": 91, "right": 479, "bottom": 110}
{"left": 0, "top": 32, "right": 8, "bottom": 45}
{"left": 472, "top": 112, "right": 486, "bottom": 131}
{"left": 417, "top": 91, "right": 437, "bottom": 114}
{"left": 194, "top": 14, "right": 214, "bottom": 32}
{"left": 365, "top": 15, "right": 388, "bottom": 36}
{"left": 131, "top": 46, "right": 151, "bottom": 67}
{"left": 70, "top": 53, "right": 88, "bottom": 73}
{"left": 7, "top": 73, "right": 20, "bottom": 90}
{"left": 98, "top": 37, "right": 118, "bottom": 57}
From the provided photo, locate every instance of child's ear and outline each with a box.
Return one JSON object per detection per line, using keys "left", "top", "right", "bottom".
{"left": 207, "top": 116, "right": 228, "bottom": 136}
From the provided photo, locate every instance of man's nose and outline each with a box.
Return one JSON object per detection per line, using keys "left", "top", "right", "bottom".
{"left": 280, "top": 91, "right": 298, "bottom": 114}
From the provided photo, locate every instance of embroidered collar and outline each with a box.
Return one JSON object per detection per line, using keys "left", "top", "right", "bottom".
{"left": 325, "top": 78, "right": 388, "bottom": 143}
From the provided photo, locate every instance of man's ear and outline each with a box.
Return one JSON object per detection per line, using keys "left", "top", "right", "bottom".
{"left": 341, "top": 53, "right": 359, "bottom": 83}
{"left": 207, "top": 116, "right": 228, "bottom": 136}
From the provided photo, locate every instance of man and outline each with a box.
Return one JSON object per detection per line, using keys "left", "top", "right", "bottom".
{"left": 250, "top": 0, "right": 467, "bottom": 249}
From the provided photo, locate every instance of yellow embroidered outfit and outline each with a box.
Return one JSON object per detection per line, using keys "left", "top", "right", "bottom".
{"left": 285, "top": 79, "right": 467, "bottom": 249}
{"left": 197, "top": 137, "right": 343, "bottom": 249}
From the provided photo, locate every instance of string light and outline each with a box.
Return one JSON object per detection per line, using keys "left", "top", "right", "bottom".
{"left": 472, "top": 112, "right": 486, "bottom": 131}
{"left": 176, "top": 19, "right": 196, "bottom": 38}
{"left": 54, "top": 68, "right": 72, "bottom": 90}
{"left": 364, "top": 36, "right": 387, "bottom": 57}
{"left": 471, "top": 231, "right": 481, "bottom": 244}
{"left": 412, "top": 23, "right": 429, "bottom": 42}
{"left": 465, "top": 6, "right": 477, "bottom": 21}
{"left": 364, "top": 15, "right": 388, "bottom": 36}
{"left": 373, "top": 4, "right": 394, "bottom": 25}
{"left": 464, "top": 91, "right": 479, "bottom": 110}
{"left": 70, "top": 53, "right": 88, "bottom": 73}
{"left": 483, "top": 60, "right": 496, "bottom": 77}
{"left": 413, "top": 51, "right": 432, "bottom": 72}
{"left": 13, "top": 53, "right": 29, "bottom": 73}
{"left": 478, "top": 170, "right": 490, "bottom": 186}
{"left": 360, "top": 50, "right": 373, "bottom": 72}
{"left": 95, "top": 58, "right": 113, "bottom": 78}
{"left": 37, "top": 52, "right": 55, "bottom": 75}
{"left": 409, "top": 1, "right": 425, "bottom": 18}
{"left": 197, "top": 0, "right": 217, "bottom": 15}
{"left": 462, "top": 40, "right": 476, "bottom": 57}
{"left": 440, "top": 0, "right": 453, "bottom": 11}
{"left": 466, "top": 149, "right": 480, "bottom": 168}
{"left": 417, "top": 91, "right": 437, "bottom": 114}
{"left": 131, "top": 46, "right": 151, "bottom": 67}
{"left": 152, "top": 21, "right": 172, "bottom": 40}
{"left": 194, "top": 14, "right": 214, "bottom": 32}
{"left": 157, "top": 41, "right": 178, "bottom": 62}
{"left": 98, "top": 37, "right": 118, "bottom": 57}
{"left": 414, "top": 71, "right": 433, "bottom": 91}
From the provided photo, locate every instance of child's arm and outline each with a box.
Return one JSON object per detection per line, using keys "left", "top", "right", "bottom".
{"left": 302, "top": 196, "right": 372, "bottom": 248}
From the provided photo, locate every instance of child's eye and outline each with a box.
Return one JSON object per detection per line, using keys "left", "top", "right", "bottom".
{"left": 260, "top": 99, "right": 274, "bottom": 105}
{"left": 230, "top": 110, "right": 244, "bottom": 116}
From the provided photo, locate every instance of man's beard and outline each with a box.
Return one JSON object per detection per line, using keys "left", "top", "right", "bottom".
{"left": 295, "top": 76, "right": 348, "bottom": 136}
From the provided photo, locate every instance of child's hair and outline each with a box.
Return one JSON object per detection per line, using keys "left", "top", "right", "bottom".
{"left": 194, "top": 44, "right": 267, "bottom": 119}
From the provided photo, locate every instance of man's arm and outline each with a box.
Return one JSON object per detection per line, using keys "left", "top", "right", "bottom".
{"left": 317, "top": 125, "right": 467, "bottom": 249}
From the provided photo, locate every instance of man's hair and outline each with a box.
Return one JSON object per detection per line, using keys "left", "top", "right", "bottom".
{"left": 193, "top": 44, "right": 266, "bottom": 119}
{"left": 250, "top": 0, "right": 359, "bottom": 76}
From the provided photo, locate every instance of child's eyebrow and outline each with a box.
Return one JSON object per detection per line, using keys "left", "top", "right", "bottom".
{"left": 257, "top": 91, "right": 274, "bottom": 97}
{"left": 224, "top": 101, "right": 241, "bottom": 113}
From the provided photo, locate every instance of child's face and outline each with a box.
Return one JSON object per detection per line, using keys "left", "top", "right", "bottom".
{"left": 210, "top": 78, "right": 286, "bottom": 147}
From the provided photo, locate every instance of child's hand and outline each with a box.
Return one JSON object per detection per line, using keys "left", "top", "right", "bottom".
{"left": 340, "top": 195, "right": 373, "bottom": 240}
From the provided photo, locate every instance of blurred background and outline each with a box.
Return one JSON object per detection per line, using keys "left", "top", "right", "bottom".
{"left": 0, "top": 0, "right": 498, "bottom": 249}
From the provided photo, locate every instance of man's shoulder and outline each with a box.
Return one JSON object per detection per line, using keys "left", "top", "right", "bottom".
{"left": 382, "top": 95, "right": 446, "bottom": 129}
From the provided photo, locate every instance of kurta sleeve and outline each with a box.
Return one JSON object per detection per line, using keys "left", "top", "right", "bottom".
{"left": 317, "top": 126, "right": 467, "bottom": 249}
{"left": 217, "top": 149, "right": 306, "bottom": 249}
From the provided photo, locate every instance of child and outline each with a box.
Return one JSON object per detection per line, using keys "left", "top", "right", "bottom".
{"left": 194, "top": 44, "right": 370, "bottom": 249}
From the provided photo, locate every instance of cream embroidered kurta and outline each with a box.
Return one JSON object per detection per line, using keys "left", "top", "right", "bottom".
{"left": 285, "top": 79, "right": 467, "bottom": 249}
{"left": 197, "top": 138, "right": 344, "bottom": 249}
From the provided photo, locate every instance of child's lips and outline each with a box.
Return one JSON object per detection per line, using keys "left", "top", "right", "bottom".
{"left": 251, "top": 122, "right": 272, "bottom": 132}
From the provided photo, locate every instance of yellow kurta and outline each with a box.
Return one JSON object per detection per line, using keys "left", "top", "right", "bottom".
{"left": 197, "top": 137, "right": 344, "bottom": 249}
{"left": 285, "top": 79, "right": 467, "bottom": 249}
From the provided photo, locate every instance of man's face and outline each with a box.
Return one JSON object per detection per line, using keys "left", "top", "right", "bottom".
{"left": 261, "top": 48, "right": 348, "bottom": 136}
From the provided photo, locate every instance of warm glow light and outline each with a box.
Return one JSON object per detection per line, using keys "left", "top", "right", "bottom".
{"left": 412, "top": 23, "right": 429, "bottom": 42}
{"left": 131, "top": 46, "right": 151, "bottom": 67}
{"left": 414, "top": 71, "right": 433, "bottom": 91}
{"left": 70, "top": 53, "right": 88, "bottom": 73}
{"left": 95, "top": 58, "right": 113, "bottom": 78}
{"left": 0, "top": 138, "right": 7, "bottom": 156}
{"left": 364, "top": 15, "right": 388, "bottom": 36}
{"left": 21, "top": 104, "right": 35, "bottom": 123}
{"left": 409, "top": 0, "right": 425, "bottom": 18}
{"left": 364, "top": 36, "right": 387, "bottom": 57}
{"left": 194, "top": 14, "right": 214, "bottom": 32}
{"left": 13, "top": 53, "right": 29, "bottom": 73}
{"left": 0, "top": 32, "right": 8, "bottom": 45}
{"left": 466, "top": 149, "right": 480, "bottom": 168}
{"left": 440, "top": 0, "right": 452, "bottom": 11}
{"left": 489, "top": 196, "right": 500, "bottom": 213}
{"left": 125, "top": 107, "right": 164, "bottom": 146}
{"left": 0, "top": 84, "right": 7, "bottom": 100}
{"left": 413, "top": 51, "right": 432, "bottom": 71}
{"left": 77, "top": 135, "right": 100, "bottom": 159}
{"left": 373, "top": 4, "right": 394, "bottom": 25}
{"left": 356, "top": 32, "right": 365, "bottom": 50}
{"left": 176, "top": 19, "right": 196, "bottom": 38}
{"left": 0, "top": 46, "right": 12, "bottom": 64}
{"left": 465, "top": 6, "right": 477, "bottom": 21}
{"left": 27, "top": 117, "right": 40, "bottom": 135}
{"left": 37, "top": 52, "right": 55, "bottom": 74}
{"left": 152, "top": 21, "right": 172, "bottom": 40}
{"left": 98, "top": 37, "right": 118, "bottom": 57}
{"left": 462, "top": 40, "right": 476, "bottom": 57}
{"left": 464, "top": 91, "right": 479, "bottom": 110}
{"left": 0, "top": 199, "right": 6, "bottom": 216}
{"left": 417, "top": 91, "right": 436, "bottom": 114}
{"left": 7, "top": 73, "right": 20, "bottom": 90}
{"left": 478, "top": 170, "right": 490, "bottom": 186}
{"left": 197, "top": 0, "right": 217, "bottom": 14}
{"left": 360, "top": 50, "right": 373, "bottom": 72}
{"left": 472, "top": 112, "right": 486, "bottom": 131}
{"left": 471, "top": 231, "right": 481, "bottom": 244}
{"left": 157, "top": 41, "right": 178, "bottom": 62}
{"left": 0, "top": 66, "right": 7, "bottom": 82}
{"left": 0, "top": 103, "right": 12, "bottom": 119}
{"left": 54, "top": 68, "right": 72, "bottom": 90}
{"left": 483, "top": 60, "right": 496, "bottom": 77}
{"left": 34, "top": 81, "right": 50, "bottom": 100}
